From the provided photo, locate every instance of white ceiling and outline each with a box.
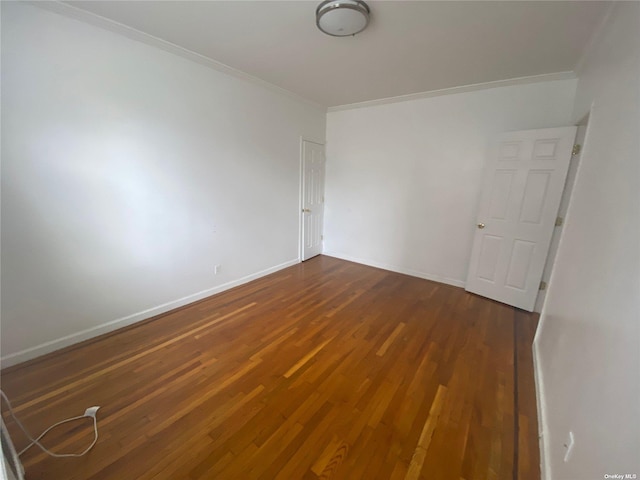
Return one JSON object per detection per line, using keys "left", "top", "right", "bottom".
{"left": 64, "top": 1, "right": 610, "bottom": 107}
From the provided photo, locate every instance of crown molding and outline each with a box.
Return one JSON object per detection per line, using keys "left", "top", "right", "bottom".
{"left": 22, "top": 2, "right": 581, "bottom": 115}
{"left": 327, "top": 71, "right": 577, "bottom": 112}
{"left": 26, "top": 1, "right": 327, "bottom": 112}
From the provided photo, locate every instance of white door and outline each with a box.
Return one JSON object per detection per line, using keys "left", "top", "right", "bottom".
{"left": 465, "top": 127, "right": 577, "bottom": 311}
{"left": 301, "top": 141, "right": 325, "bottom": 261}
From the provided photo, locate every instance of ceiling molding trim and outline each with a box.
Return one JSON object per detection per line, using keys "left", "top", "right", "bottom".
{"left": 327, "top": 71, "right": 577, "bottom": 112}
{"left": 28, "top": 1, "right": 327, "bottom": 112}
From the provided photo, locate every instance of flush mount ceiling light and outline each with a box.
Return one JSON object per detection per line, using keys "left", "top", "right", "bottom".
{"left": 316, "top": 0, "right": 370, "bottom": 37}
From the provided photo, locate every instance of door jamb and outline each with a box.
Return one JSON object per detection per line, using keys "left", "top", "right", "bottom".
{"left": 533, "top": 111, "right": 592, "bottom": 313}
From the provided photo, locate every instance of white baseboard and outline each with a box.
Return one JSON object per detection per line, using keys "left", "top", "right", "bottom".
{"left": 0, "top": 258, "right": 299, "bottom": 368}
{"left": 533, "top": 338, "right": 551, "bottom": 480}
{"left": 322, "top": 251, "right": 466, "bottom": 288}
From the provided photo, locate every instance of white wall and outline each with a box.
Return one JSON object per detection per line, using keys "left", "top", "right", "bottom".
{"left": 534, "top": 3, "right": 640, "bottom": 479}
{"left": 324, "top": 79, "right": 577, "bottom": 286}
{"left": 0, "top": 3, "right": 325, "bottom": 365}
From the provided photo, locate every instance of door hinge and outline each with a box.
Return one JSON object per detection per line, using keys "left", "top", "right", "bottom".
{"left": 321, "top": 235, "right": 324, "bottom": 240}
{"left": 572, "top": 144, "right": 581, "bottom": 156}
{"left": 539, "top": 281, "right": 547, "bottom": 291}
{"left": 555, "top": 216, "right": 563, "bottom": 227}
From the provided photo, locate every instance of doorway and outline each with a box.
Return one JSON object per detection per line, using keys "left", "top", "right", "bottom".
{"left": 533, "top": 116, "right": 590, "bottom": 312}
{"left": 300, "top": 140, "right": 326, "bottom": 261}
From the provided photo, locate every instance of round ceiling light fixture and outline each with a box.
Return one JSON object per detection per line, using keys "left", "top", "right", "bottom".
{"left": 316, "top": 0, "right": 370, "bottom": 37}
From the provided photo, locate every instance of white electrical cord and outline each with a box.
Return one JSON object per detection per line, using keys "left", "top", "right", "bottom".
{"left": 0, "top": 389, "right": 100, "bottom": 458}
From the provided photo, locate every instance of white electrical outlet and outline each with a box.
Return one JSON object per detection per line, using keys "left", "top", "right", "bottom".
{"left": 563, "top": 431, "right": 575, "bottom": 463}
{"left": 214, "top": 265, "right": 221, "bottom": 275}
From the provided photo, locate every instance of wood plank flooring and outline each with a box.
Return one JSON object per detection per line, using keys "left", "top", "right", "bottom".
{"left": 1, "top": 255, "right": 540, "bottom": 480}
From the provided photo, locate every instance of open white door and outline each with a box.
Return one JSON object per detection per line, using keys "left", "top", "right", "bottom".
{"left": 465, "top": 127, "right": 577, "bottom": 311}
{"left": 301, "top": 140, "right": 325, "bottom": 261}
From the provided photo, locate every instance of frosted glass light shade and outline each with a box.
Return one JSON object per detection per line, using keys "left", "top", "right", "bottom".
{"left": 316, "top": 0, "right": 370, "bottom": 37}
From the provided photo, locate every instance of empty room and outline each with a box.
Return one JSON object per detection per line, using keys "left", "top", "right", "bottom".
{"left": 1, "top": 1, "right": 638, "bottom": 479}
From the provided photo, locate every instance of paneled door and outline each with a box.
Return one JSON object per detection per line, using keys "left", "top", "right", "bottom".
{"left": 301, "top": 140, "right": 325, "bottom": 261}
{"left": 465, "top": 127, "right": 577, "bottom": 311}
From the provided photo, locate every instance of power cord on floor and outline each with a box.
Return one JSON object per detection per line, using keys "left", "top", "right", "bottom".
{"left": 0, "top": 389, "right": 100, "bottom": 458}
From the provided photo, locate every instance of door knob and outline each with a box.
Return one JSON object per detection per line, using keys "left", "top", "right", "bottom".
{"left": 477, "top": 223, "right": 485, "bottom": 229}
{"left": 302, "top": 208, "right": 311, "bottom": 213}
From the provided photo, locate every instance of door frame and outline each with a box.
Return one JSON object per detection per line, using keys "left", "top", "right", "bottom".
{"left": 299, "top": 137, "right": 326, "bottom": 262}
{"left": 533, "top": 113, "right": 591, "bottom": 312}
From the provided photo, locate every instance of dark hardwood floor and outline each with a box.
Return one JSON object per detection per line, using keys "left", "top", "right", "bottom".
{"left": 1, "top": 255, "right": 540, "bottom": 480}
